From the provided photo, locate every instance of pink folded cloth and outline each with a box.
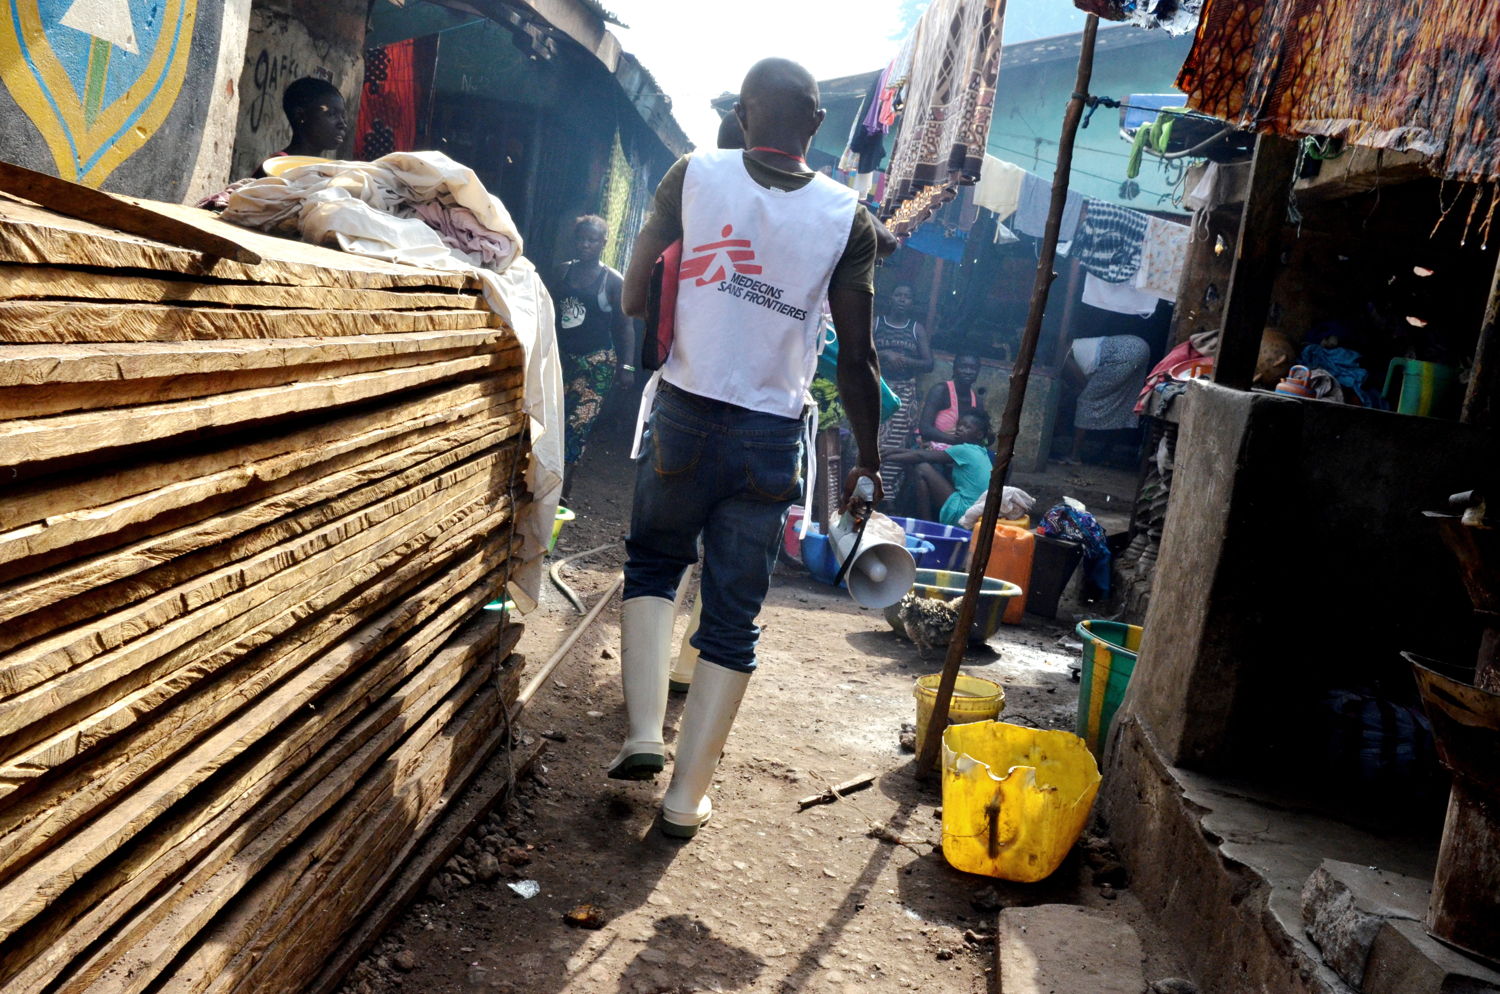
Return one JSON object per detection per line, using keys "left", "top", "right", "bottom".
{"left": 412, "top": 201, "right": 514, "bottom": 270}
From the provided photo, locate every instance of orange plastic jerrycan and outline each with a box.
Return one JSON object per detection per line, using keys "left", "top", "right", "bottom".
{"left": 969, "top": 523, "right": 1033, "bottom": 623}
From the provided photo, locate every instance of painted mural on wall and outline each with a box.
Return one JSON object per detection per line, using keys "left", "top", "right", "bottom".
{"left": 0, "top": 0, "right": 231, "bottom": 199}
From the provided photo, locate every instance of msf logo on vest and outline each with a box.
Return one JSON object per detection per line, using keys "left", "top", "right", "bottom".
{"left": 680, "top": 224, "right": 762, "bottom": 286}
{"left": 679, "top": 224, "right": 810, "bottom": 321}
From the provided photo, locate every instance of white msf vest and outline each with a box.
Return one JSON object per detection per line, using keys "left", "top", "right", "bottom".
{"left": 662, "top": 149, "right": 857, "bottom": 418}
{"left": 631, "top": 151, "right": 857, "bottom": 531}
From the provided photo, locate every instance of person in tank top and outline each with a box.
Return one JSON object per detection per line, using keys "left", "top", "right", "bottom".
{"left": 919, "top": 352, "right": 983, "bottom": 451}
{"left": 548, "top": 214, "right": 633, "bottom": 500}
{"left": 611, "top": 58, "right": 883, "bottom": 839}
{"left": 873, "top": 282, "right": 932, "bottom": 499}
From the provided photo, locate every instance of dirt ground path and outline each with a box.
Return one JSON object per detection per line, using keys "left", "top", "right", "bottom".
{"left": 335, "top": 425, "right": 1182, "bottom": 994}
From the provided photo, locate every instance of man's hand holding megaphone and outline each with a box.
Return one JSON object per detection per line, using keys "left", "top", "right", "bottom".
{"left": 842, "top": 465, "right": 884, "bottom": 512}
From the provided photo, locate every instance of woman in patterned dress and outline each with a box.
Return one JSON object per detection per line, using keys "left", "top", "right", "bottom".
{"left": 550, "top": 215, "right": 634, "bottom": 501}
{"left": 873, "top": 283, "right": 933, "bottom": 501}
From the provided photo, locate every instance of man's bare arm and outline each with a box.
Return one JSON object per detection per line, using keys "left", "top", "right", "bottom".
{"left": 622, "top": 225, "right": 673, "bottom": 318}
{"left": 829, "top": 285, "right": 884, "bottom": 507}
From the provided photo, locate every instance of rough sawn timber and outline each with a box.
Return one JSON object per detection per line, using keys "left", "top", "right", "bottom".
{"left": 0, "top": 192, "right": 537, "bottom": 994}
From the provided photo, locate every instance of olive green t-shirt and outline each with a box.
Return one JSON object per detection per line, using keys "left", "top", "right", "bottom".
{"left": 637, "top": 153, "right": 879, "bottom": 295}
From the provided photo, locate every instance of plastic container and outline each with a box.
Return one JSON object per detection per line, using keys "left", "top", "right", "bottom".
{"left": 885, "top": 516, "right": 973, "bottom": 571}
{"left": 1383, "top": 358, "right": 1456, "bottom": 417}
{"left": 549, "top": 506, "right": 575, "bottom": 552}
{"left": 1075, "top": 620, "right": 1143, "bottom": 756}
{"left": 913, "top": 673, "right": 1004, "bottom": 768}
{"left": 884, "top": 568, "right": 1022, "bottom": 647}
{"left": 1028, "top": 533, "right": 1084, "bottom": 618}
{"left": 799, "top": 524, "right": 932, "bottom": 588}
{"left": 940, "top": 721, "right": 1101, "bottom": 881}
{"left": 782, "top": 505, "right": 807, "bottom": 561}
{"left": 970, "top": 523, "right": 1034, "bottom": 623}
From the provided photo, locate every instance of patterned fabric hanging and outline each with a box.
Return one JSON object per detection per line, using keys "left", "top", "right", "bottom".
{"left": 357, "top": 40, "right": 416, "bottom": 160}
{"left": 880, "top": 0, "right": 1007, "bottom": 236}
{"left": 1179, "top": 0, "right": 1500, "bottom": 183}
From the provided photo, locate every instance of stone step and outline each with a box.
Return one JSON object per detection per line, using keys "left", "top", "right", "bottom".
{"left": 1303, "top": 859, "right": 1500, "bottom": 994}
{"left": 997, "top": 904, "right": 1145, "bottom": 994}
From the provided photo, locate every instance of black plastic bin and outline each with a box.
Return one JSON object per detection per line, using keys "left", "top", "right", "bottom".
{"left": 1028, "top": 533, "right": 1084, "bottom": 618}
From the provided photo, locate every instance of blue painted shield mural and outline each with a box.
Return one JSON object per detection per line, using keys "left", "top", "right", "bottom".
{"left": 0, "top": 0, "right": 198, "bottom": 186}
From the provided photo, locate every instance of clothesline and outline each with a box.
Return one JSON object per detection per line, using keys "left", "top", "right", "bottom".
{"left": 896, "top": 151, "right": 1191, "bottom": 316}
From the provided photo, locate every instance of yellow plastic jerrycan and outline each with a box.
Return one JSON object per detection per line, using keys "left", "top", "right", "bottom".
{"left": 940, "top": 721, "right": 1101, "bottom": 882}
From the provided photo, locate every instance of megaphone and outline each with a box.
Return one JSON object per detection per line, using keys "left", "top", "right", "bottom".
{"left": 829, "top": 481, "right": 916, "bottom": 609}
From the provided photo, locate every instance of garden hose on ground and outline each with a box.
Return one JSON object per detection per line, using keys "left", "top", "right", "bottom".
{"left": 548, "top": 541, "right": 621, "bottom": 614}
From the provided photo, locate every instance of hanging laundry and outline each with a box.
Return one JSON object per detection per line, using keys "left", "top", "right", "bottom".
{"left": 1125, "top": 109, "right": 1182, "bottom": 179}
{"left": 1072, "top": 0, "right": 1205, "bottom": 34}
{"left": 1132, "top": 215, "right": 1190, "bottom": 299}
{"left": 881, "top": 0, "right": 1006, "bottom": 235}
{"left": 862, "top": 63, "right": 894, "bottom": 137}
{"left": 973, "top": 155, "right": 1024, "bottom": 219}
{"left": 1012, "top": 172, "right": 1084, "bottom": 241}
{"left": 1073, "top": 200, "right": 1149, "bottom": 284}
{"left": 1082, "top": 272, "right": 1160, "bottom": 318}
{"left": 846, "top": 70, "right": 891, "bottom": 174}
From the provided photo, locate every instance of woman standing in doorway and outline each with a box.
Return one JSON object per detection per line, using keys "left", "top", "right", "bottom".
{"left": 873, "top": 283, "right": 933, "bottom": 500}
{"left": 552, "top": 214, "right": 634, "bottom": 501}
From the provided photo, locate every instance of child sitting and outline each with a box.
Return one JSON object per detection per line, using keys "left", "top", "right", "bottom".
{"left": 880, "top": 409, "right": 993, "bottom": 526}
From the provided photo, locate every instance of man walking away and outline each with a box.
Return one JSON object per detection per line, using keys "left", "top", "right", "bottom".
{"left": 616, "top": 58, "right": 884, "bottom": 838}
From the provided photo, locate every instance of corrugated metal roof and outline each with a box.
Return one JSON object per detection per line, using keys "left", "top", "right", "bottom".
{"left": 576, "top": 0, "right": 624, "bottom": 27}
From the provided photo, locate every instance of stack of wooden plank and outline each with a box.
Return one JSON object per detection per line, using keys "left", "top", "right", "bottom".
{"left": 0, "top": 194, "right": 532, "bottom": 994}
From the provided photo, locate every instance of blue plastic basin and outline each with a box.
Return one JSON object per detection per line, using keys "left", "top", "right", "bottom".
{"left": 799, "top": 524, "right": 933, "bottom": 589}
{"left": 885, "top": 516, "right": 973, "bottom": 571}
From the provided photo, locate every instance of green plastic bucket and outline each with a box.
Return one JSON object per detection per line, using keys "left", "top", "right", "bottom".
{"left": 549, "top": 506, "right": 575, "bottom": 552}
{"left": 1075, "top": 620, "right": 1142, "bottom": 757}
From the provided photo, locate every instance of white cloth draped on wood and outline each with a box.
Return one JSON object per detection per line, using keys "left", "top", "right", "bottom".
{"left": 221, "top": 150, "right": 560, "bottom": 610}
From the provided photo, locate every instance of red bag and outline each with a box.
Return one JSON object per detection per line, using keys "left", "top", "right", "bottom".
{"left": 642, "top": 239, "right": 681, "bottom": 370}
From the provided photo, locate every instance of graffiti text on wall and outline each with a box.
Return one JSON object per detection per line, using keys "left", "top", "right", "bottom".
{"left": 246, "top": 46, "right": 320, "bottom": 134}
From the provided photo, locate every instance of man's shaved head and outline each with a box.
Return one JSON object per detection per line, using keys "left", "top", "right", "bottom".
{"left": 734, "top": 58, "right": 824, "bottom": 153}
{"left": 739, "top": 58, "right": 819, "bottom": 116}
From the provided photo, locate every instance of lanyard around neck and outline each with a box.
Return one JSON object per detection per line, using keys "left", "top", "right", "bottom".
{"left": 749, "top": 146, "right": 808, "bottom": 168}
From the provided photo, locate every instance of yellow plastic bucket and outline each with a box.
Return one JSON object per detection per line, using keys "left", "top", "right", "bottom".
{"left": 549, "top": 506, "right": 575, "bottom": 552}
{"left": 913, "top": 674, "right": 1004, "bottom": 767}
{"left": 940, "top": 721, "right": 1101, "bottom": 882}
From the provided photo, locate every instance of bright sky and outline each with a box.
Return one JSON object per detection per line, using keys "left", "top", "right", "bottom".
{"left": 604, "top": 0, "right": 1089, "bottom": 149}
{"left": 605, "top": 0, "right": 913, "bottom": 149}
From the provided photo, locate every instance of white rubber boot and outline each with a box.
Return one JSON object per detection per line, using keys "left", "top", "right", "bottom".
{"left": 669, "top": 593, "right": 702, "bottom": 695}
{"left": 607, "top": 596, "right": 674, "bottom": 780}
{"left": 660, "top": 660, "right": 751, "bottom": 838}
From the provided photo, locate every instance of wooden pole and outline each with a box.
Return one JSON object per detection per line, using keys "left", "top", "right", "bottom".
{"left": 1461, "top": 251, "right": 1500, "bottom": 430}
{"left": 1211, "top": 134, "right": 1300, "bottom": 390}
{"left": 915, "top": 15, "right": 1101, "bottom": 774}
{"left": 927, "top": 257, "right": 946, "bottom": 342}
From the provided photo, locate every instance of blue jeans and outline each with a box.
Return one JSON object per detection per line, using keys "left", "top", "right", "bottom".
{"left": 624, "top": 383, "right": 806, "bottom": 673}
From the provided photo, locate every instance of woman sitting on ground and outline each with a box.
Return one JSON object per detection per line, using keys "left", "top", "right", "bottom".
{"left": 881, "top": 408, "right": 993, "bottom": 526}
{"left": 918, "top": 351, "right": 981, "bottom": 451}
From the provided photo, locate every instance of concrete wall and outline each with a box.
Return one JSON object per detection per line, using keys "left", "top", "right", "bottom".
{"left": 1123, "top": 380, "right": 1490, "bottom": 778}
{"left": 0, "top": 0, "right": 252, "bottom": 202}
{"left": 988, "top": 29, "right": 1194, "bottom": 213}
{"left": 229, "top": 0, "right": 367, "bottom": 181}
